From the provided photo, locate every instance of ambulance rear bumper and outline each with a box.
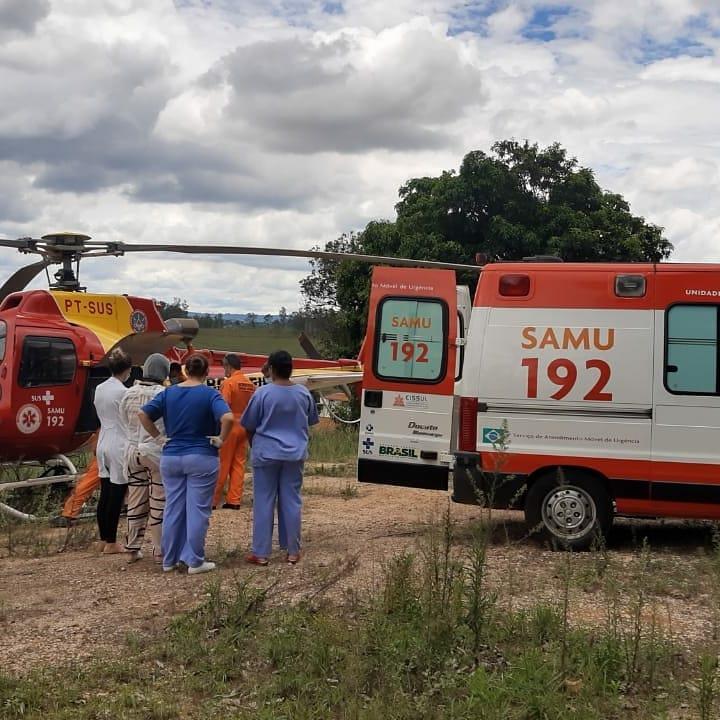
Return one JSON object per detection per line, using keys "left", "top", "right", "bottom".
{"left": 358, "top": 458, "right": 449, "bottom": 491}
{"left": 451, "top": 451, "right": 527, "bottom": 508}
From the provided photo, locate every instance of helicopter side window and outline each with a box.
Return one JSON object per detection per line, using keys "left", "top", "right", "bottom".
{"left": 0, "top": 320, "right": 6, "bottom": 363}
{"left": 19, "top": 336, "right": 76, "bottom": 388}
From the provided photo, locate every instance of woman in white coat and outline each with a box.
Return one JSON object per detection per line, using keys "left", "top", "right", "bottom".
{"left": 94, "top": 348, "right": 132, "bottom": 554}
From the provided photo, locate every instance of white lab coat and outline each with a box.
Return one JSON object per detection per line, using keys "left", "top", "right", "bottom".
{"left": 94, "top": 376, "right": 129, "bottom": 485}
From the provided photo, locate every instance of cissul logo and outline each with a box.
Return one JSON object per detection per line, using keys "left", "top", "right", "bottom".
{"left": 379, "top": 446, "right": 418, "bottom": 458}
{"left": 393, "top": 394, "right": 405, "bottom": 407}
{"left": 482, "top": 427, "right": 502, "bottom": 444}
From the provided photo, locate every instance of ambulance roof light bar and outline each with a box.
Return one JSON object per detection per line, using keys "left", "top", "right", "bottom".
{"left": 521, "top": 255, "right": 563, "bottom": 262}
{"left": 493, "top": 255, "right": 563, "bottom": 264}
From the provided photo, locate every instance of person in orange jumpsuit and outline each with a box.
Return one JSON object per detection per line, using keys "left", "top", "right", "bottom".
{"left": 50, "top": 433, "right": 101, "bottom": 526}
{"left": 213, "top": 353, "right": 255, "bottom": 509}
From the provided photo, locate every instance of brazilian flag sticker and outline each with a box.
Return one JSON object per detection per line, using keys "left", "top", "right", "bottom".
{"left": 482, "top": 427, "right": 502, "bottom": 444}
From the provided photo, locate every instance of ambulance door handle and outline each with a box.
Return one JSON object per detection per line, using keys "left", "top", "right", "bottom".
{"left": 666, "top": 365, "right": 678, "bottom": 373}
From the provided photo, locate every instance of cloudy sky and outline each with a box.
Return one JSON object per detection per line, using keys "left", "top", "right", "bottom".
{"left": 1, "top": 0, "right": 719, "bottom": 313}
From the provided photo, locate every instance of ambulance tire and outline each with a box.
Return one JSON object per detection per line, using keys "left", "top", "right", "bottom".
{"left": 525, "top": 471, "right": 613, "bottom": 551}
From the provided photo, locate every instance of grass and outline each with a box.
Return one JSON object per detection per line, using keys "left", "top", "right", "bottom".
{"left": 2, "top": 509, "right": 717, "bottom": 719}
{"left": 5, "top": 428, "right": 719, "bottom": 717}
{"left": 304, "top": 478, "right": 359, "bottom": 499}
{"left": 305, "top": 426, "right": 358, "bottom": 483}
{"left": 0, "top": 449, "right": 97, "bottom": 557}
{"left": 308, "top": 425, "right": 358, "bottom": 464}
{"left": 191, "top": 326, "right": 307, "bottom": 356}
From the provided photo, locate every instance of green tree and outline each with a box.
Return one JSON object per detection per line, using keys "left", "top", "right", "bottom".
{"left": 158, "top": 296, "right": 189, "bottom": 320}
{"left": 197, "top": 313, "right": 214, "bottom": 328}
{"left": 288, "top": 311, "right": 306, "bottom": 332}
{"left": 302, "top": 140, "right": 672, "bottom": 355}
{"left": 279, "top": 306, "right": 288, "bottom": 326}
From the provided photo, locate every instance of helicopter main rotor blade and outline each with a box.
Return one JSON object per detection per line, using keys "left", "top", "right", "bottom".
{"left": 0, "top": 237, "right": 36, "bottom": 250}
{"left": 0, "top": 261, "right": 47, "bottom": 303}
{"left": 115, "top": 243, "right": 483, "bottom": 273}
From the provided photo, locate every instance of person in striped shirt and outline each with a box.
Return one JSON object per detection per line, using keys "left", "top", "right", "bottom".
{"left": 119, "top": 354, "right": 170, "bottom": 563}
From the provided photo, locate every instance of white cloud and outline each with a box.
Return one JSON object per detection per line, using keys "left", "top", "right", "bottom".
{"left": 157, "top": 18, "right": 485, "bottom": 154}
{"left": 2, "top": 0, "right": 720, "bottom": 317}
{"left": 486, "top": 5, "right": 528, "bottom": 39}
{"left": 0, "top": 0, "right": 49, "bottom": 38}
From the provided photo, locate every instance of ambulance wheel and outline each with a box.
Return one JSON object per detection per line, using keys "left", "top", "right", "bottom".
{"left": 525, "top": 471, "right": 612, "bottom": 551}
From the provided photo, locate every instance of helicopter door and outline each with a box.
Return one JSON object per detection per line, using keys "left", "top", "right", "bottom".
{"left": 75, "top": 366, "right": 110, "bottom": 433}
{"left": 14, "top": 332, "right": 81, "bottom": 453}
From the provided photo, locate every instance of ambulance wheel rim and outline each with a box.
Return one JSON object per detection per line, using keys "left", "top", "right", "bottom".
{"left": 542, "top": 486, "right": 596, "bottom": 541}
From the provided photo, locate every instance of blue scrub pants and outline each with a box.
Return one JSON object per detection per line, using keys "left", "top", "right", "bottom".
{"left": 252, "top": 460, "right": 303, "bottom": 557}
{"left": 160, "top": 454, "right": 219, "bottom": 568}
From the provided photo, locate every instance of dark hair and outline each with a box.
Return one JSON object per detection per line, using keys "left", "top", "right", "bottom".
{"left": 224, "top": 353, "right": 242, "bottom": 370}
{"left": 169, "top": 362, "right": 182, "bottom": 375}
{"left": 268, "top": 350, "right": 292, "bottom": 380}
{"left": 108, "top": 348, "right": 132, "bottom": 376}
{"left": 184, "top": 353, "right": 209, "bottom": 379}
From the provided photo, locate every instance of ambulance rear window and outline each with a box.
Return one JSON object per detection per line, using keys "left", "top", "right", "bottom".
{"left": 373, "top": 297, "right": 447, "bottom": 383}
{"left": 665, "top": 305, "right": 719, "bottom": 394}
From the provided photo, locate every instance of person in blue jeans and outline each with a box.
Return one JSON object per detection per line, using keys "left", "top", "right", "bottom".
{"left": 241, "top": 350, "right": 319, "bottom": 565}
{"left": 139, "top": 354, "right": 233, "bottom": 575}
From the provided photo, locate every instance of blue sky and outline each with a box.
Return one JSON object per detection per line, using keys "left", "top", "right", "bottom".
{"left": 0, "top": 0, "right": 719, "bottom": 313}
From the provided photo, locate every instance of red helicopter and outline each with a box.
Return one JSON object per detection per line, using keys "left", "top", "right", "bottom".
{"left": 0, "top": 232, "right": 475, "bottom": 511}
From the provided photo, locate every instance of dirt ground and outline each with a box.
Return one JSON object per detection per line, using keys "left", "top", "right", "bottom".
{"left": 1, "top": 476, "right": 719, "bottom": 675}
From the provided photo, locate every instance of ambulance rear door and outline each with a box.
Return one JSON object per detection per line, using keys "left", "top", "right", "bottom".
{"left": 358, "top": 267, "right": 458, "bottom": 490}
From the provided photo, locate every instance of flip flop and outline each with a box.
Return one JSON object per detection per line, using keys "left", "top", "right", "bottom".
{"left": 286, "top": 553, "right": 301, "bottom": 565}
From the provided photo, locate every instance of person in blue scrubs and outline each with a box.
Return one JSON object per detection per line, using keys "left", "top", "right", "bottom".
{"left": 241, "top": 350, "right": 319, "bottom": 565}
{"left": 139, "top": 354, "right": 233, "bottom": 575}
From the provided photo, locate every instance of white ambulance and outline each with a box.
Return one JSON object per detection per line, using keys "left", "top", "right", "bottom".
{"left": 358, "top": 261, "right": 720, "bottom": 548}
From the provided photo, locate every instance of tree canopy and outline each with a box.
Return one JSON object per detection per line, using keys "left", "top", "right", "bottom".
{"left": 301, "top": 140, "right": 672, "bottom": 357}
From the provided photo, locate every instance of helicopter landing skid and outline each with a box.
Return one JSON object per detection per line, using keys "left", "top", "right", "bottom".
{"left": 0, "top": 454, "right": 80, "bottom": 521}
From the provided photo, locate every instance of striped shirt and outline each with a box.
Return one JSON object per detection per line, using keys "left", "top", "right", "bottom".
{"left": 119, "top": 381, "right": 167, "bottom": 466}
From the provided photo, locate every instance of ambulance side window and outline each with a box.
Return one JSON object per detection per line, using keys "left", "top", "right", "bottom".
{"left": 0, "top": 320, "right": 5, "bottom": 363}
{"left": 19, "top": 336, "right": 76, "bottom": 388}
{"left": 665, "top": 305, "right": 719, "bottom": 394}
{"left": 374, "top": 297, "right": 447, "bottom": 383}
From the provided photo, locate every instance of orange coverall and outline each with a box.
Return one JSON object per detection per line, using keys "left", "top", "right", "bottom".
{"left": 61, "top": 434, "right": 101, "bottom": 520}
{"left": 213, "top": 370, "right": 255, "bottom": 507}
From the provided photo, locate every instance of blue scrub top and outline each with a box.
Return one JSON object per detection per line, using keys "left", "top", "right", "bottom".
{"left": 141, "top": 384, "right": 231, "bottom": 457}
{"left": 240, "top": 383, "right": 319, "bottom": 465}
